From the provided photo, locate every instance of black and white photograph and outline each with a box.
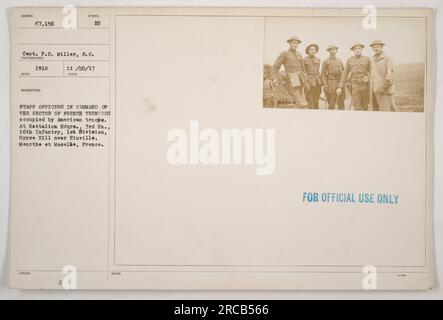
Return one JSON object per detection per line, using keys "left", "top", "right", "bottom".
{"left": 263, "top": 17, "right": 426, "bottom": 112}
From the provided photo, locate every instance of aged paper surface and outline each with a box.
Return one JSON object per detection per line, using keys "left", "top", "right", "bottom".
{"left": 9, "top": 7, "right": 434, "bottom": 290}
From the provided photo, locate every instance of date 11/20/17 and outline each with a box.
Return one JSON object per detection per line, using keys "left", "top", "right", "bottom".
{"left": 66, "top": 65, "right": 96, "bottom": 72}
{"left": 34, "top": 65, "right": 96, "bottom": 72}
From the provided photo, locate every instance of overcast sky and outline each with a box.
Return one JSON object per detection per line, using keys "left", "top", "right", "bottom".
{"left": 264, "top": 17, "right": 427, "bottom": 65}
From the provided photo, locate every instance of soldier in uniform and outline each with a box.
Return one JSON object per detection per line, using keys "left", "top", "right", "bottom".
{"left": 263, "top": 65, "right": 273, "bottom": 107}
{"left": 321, "top": 45, "right": 345, "bottom": 110}
{"left": 337, "top": 43, "right": 371, "bottom": 111}
{"left": 370, "top": 40, "right": 396, "bottom": 112}
{"left": 303, "top": 44, "right": 322, "bottom": 109}
{"left": 271, "top": 36, "right": 308, "bottom": 108}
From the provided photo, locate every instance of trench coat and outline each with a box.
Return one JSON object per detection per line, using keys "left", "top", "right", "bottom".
{"left": 370, "top": 52, "right": 396, "bottom": 111}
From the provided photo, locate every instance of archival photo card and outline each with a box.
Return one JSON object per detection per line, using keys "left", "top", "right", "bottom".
{"left": 8, "top": 7, "right": 435, "bottom": 290}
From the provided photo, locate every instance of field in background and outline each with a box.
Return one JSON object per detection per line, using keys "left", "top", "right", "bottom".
{"left": 394, "top": 63, "right": 425, "bottom": 112}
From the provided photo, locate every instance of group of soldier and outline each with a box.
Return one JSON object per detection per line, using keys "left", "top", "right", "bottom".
{"left": 265, "top": 36, "right": 396, "bottom": 111}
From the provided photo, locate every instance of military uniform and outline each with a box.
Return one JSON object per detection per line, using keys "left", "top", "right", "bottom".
{"left": 303, "top": 55, "right": 322, "bottom": 109}
{"left": 340, "top": 53, "right": 371, "bottom": 111}
{"left": 263, "top": 78, "right": 273, "bottom": 107}
{"left": 272, "top": 48, "right": 307, "bottom": 108}
{"left": 369, "top": 40, "right": 396, "bottom": 112}
{"left": 321, "top": 56, "right": 345, "bottom": 110}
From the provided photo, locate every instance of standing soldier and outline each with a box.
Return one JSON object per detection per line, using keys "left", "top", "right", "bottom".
{"left": 272, "top": 36, "right": 308, "bottom": 108}
{"left": 337, "top": 43, "right": 371, "bottom": 111}
{"left": 369, "top": 40, "right": 396, "bottom": 112}
{"left": 321, "top": 45, "right": 345, "bottom": 110}
{"left": 263, "top": 65, "right": 273, "bottom": 107}
{"left": 303, "top": 44, "right": 322, "bottom": 109}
